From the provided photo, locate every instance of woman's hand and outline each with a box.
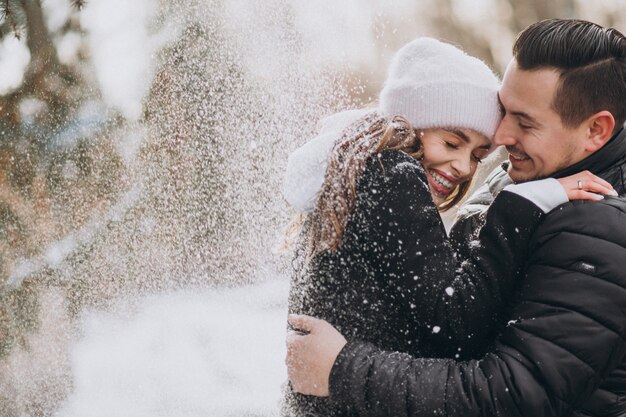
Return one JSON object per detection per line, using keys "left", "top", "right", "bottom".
{"left": 558, "top": 171, "right": 618, "bottom": 201}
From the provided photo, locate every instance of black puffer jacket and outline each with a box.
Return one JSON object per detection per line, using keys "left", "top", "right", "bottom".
{"left": 284, "top": 150, "right": 548, "bottom": 416}
{"left": 329, "top": 127, "right": 626, "bottom": 417}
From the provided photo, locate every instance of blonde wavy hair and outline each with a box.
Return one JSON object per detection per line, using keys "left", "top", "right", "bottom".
{"left": 305, "top": 111, "right": 473, "bottom": 257}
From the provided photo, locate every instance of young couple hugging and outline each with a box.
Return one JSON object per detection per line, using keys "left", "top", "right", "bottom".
{"left": 283, "top": 18, "right": 626, "bottom": 417}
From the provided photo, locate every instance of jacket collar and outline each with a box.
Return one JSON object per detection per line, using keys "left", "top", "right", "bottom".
{"left": 552, "top": 125, "right": 626, "bottom": 179}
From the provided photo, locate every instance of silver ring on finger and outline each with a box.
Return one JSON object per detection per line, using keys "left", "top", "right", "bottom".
{"left": 578, "top": 180, "right": 583, "bottom": 190}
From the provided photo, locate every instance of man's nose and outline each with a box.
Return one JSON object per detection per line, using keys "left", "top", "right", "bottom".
{"left": 493, "top": 117, "right": 517, "bottom": 147}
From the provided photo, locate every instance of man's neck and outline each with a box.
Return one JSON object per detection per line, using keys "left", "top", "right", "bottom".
{"left": 550, "top": 126, "right": 626, "bottom": 179}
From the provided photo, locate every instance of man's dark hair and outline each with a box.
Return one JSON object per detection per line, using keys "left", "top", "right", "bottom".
{"left": 513, "top": 19, "right": 626, "bottom": 131}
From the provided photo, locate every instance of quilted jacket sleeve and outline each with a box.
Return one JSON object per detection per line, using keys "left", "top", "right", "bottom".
{"left": 423, "top": 189, "right": 545, "bottom": 357}
{"left": 329, "top": 198, "right": 626, "bottom": 417}
{"left": 366, "top": 152, "right": 547, "bottom": 357}
{"left": 358, "top": 151, "right": 549, "bottom": 356}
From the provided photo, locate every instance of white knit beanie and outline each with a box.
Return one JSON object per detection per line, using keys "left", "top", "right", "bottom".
{"left": 380, "top": 37, "right": 501, "bottom": 138}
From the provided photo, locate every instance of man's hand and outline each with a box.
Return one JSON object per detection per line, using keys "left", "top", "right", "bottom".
{"left": 285, "top": 314, "right": 347, "bottom": 397}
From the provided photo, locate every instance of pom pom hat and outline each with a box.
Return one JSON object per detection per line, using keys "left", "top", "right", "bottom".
{"left": 380, "top": 37, "right": 501, "bottom": 139}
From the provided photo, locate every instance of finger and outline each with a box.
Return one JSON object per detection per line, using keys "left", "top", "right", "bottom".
{"left": 571, "top": 190, "right": 605, "bottom": 201}
{"left": 581, "top": 180, "right": 617, "bottom": 196}
{"left": 287, "top": 364, "right": 302, "bottom": 392}
{"left": 286, "top": 331, "right": 305, "bottom": 354}
{"left": 583, "top": 178, "right": 617, "bottom": 195}
{"left": 286, "top": 330, "right": 298, "bottom": 348}
{"left": 285, "top": 337, "right": 302, "bottom": 368}
{"left": 570, "top": 172, "right": 611, "bottom": 190}
{"left": 581, "top": 171, "right": 613, "bottom": 189}
{"left": 569, "top": 177, "right": 613, "bottom": 196}
{"left": 288, "top": 314, "right": 318, "bottom": 333}
{"left": 593, "top": 177, "right": 615, "bottom": 192}
{"left": 579, "top": 173, "right": 616, "bottom": 194}
{"left": 591, "top": 181, "right": 618, "bottom": 196}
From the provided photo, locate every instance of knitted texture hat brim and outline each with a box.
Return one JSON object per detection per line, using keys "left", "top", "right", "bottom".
{"left": 380, "top": 37, "right": 501, "bottom": 139}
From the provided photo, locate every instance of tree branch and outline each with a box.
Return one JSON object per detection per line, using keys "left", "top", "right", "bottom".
{"left": 71, "top": 0, "right": 85, "bottom": 10}
{"left": 0, "top": 0, "right": 25, "bottom": 39}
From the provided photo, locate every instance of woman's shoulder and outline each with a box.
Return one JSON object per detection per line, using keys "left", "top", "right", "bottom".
{"left": 365, "top": 150, "right": 427, "bottom": 185}
{"left": 351, "top": 150, "right": 439, "bottom": 240}
{"left": 356, "top": 150, "right": 431, "bottom": 209}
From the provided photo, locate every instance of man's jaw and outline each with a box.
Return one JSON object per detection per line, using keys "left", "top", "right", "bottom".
{"left": 505, "top": 147, "right": 536, "bottom": 183}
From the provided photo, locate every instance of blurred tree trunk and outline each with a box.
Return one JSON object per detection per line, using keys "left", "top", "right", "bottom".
{"left": 0, "top": 0, "right": 124, "bottom": 365}
{"left": 1, "top": 0, "right": 82, "bottom": 130}
{"left": 429, "top": 0, "right": 498, "bottom": 68}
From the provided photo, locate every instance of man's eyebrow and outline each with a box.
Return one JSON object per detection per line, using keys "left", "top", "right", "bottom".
{"left": 511, "top": 110, "right": 539, "bottom": 125}
{"left": 497, "top": 92, "right": 539, "bottom": 125}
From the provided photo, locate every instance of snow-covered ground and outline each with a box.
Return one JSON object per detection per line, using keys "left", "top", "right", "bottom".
{"left": 56, "top": 279, "right": 289, "bottom": 417}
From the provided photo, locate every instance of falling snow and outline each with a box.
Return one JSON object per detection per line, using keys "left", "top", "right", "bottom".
{"left": 3, "top": 1, "right": 623, "bottom": 416}
{"left": 0, "top": 0, "right": 354, "bottom": 415}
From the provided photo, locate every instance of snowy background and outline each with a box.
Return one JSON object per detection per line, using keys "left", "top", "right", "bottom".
{"left": 0, "top": 0, "right": 624, "bottom": 416}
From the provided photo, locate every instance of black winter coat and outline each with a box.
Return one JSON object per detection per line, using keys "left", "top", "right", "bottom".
{"left": 284, "top": 150, "right": 548, "bottom": 416}
{"left": 328, "top": 127, "right": 626, "bottom": 417}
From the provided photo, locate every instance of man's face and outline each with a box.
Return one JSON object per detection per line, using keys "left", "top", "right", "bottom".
{"left": 494, "top": 60, "right": 589, "bottom": 183}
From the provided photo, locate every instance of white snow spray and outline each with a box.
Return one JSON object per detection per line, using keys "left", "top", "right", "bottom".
{"left": 57, "top": 280, "right": 290, "bottom": 417}
{"left": 0, "top": 0, "right": 367, "bottom": 415}
{"left": 3, "top": 1, "right": 623, "bottom": 415}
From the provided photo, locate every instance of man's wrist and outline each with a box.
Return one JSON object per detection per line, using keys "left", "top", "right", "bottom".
{"left": 328, "top": 340, "right": 354, "bottom": 398}
{"left": 504, "top": 177, "right": 568, "bottom": 213}
{"left": 328, "top": 340, "right": 379, "bottom": 414}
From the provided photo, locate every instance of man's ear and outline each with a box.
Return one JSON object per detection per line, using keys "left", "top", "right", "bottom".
{"left": 585, "top": 111, "right": 615, "bottom": 153}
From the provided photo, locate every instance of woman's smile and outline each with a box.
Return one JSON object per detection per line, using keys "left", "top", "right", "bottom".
{"left": 426, "top": 169, "right": 457, "bottom": 197}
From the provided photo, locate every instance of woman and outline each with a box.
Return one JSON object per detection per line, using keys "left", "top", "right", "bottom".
{"left": 281, "top": 38, "right": 614, "bottom": 417}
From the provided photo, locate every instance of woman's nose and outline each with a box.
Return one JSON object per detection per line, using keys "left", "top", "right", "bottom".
{"left": 451, "top": 155, "right": 472, "bottom": 179}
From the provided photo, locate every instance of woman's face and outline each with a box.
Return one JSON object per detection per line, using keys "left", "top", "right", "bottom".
{"left": 419, "top": 128, "right": 492, "bottom": 206}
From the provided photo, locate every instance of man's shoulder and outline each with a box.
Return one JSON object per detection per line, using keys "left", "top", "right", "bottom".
{"left": 540, "top": 196, "right": 626, "bottom": 224}
{"left": 533, "top": 196, "right": 626, "bottom": 246}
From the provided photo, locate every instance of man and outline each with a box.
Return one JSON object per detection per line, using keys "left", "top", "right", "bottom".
{"left": 286, "top": 19, "right": 626, "bottom": 417}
